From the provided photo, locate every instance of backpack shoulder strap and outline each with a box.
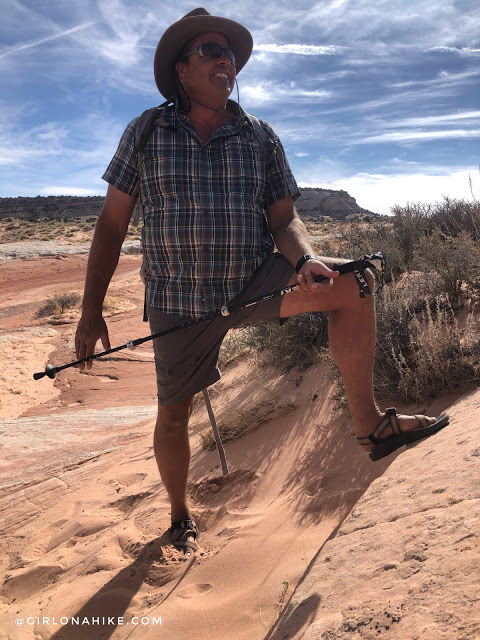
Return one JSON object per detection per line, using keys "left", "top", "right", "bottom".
{"left": 135, "top": 107, "right": 163, "bottom": 158}
{"left": 245, "top": 113, "right": 278, "bottom": 165}
{"left": 246, "top": 113, "right": 289, "bottom": 199}
{"left": 132, "top": 103, "right": 170, "bottom": 226}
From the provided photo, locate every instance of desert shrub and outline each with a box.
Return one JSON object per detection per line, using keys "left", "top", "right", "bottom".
{"left": 430, "top": 196, "right": 480, "bottom": 239}
{"left": 35, "top": 298, "right": 59, "bottom": 318}
{"left": 391, "top": 202, "right": 435, "bottom": 266}
{"left": 219, "top": 312, "right": 329, "bottom": 372}
{"left": 389, "top": 300, "right": 480, "bottom": 402}
{"left": 338, "top": 221, "right": 405, "bottom": 282}
{"left": 414, "top": 230, "right": 480, "bottom": 302}
{"left": 35, "top": 292, "right": 81, "bottom": 317}
{"left": 226, "top": 196, "right": 480, "bottom": 405}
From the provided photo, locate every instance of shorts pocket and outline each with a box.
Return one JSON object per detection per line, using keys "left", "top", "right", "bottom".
{"left": 154, "top": 353, "right": 196, "bottom": 381}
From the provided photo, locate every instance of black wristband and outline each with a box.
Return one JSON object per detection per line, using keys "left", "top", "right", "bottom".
{"left": 295, "top": 254, "right": 317, "bottom": 273}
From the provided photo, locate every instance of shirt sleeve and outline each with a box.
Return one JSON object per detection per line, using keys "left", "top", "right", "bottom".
{"left": 101, "top": 118, "right": 139, "bottom": 196}
{"left": 260, "top": 120, "right": 301, "bottom": 206}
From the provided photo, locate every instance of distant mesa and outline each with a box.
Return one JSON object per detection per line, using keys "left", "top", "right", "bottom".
{"left": 0, "top": 195, "right": 105, "bottom": 222}
{"left": 295, "top": 187, "right": 379, "bottom": 221}
{"left": 0, "top": 189, "right": 379, "bottom": 222}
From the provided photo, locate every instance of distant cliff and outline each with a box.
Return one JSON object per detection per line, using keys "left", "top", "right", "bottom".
{"left": 0, "top": 195, "right": 104, "bottom": 221}
{"left": 295, "top": 187, "right": 378, "bottom": 220}
{"left": 0, "top": 189, "right": 378, "bottom": 221}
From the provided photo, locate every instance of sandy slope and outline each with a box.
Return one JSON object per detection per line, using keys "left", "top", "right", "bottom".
{"left": 0, "top": 252, "right": 461, "bottom": 640}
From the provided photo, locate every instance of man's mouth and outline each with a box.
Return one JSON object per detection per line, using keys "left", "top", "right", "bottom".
{"left": 212, "top": 72, "right": 230, "bottom": 81}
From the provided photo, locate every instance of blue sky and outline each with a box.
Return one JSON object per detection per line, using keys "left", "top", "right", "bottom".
{"left": 1, "top": 0, "right": 479, "bottom": 214}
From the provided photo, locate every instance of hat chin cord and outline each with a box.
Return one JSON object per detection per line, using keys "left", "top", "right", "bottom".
{"left": 175, "top": 77, "right": 245, "bottom": 125}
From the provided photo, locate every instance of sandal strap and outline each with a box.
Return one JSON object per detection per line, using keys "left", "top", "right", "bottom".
{"left": 415, "top": 414, "right": 429, "bottom": 428}
{"left": 356, "top": 408, "right": 401, "bottom": 445}
{"left": 170, "top": 519, "right": 199, "bottom": 542}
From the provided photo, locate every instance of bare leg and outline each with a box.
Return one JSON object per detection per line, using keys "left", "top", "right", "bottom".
{"left": 154, "top": 397, "right": 198, "bottom": 549}
{"left": 280, "top": 259, "right": 438, "bottom": 448}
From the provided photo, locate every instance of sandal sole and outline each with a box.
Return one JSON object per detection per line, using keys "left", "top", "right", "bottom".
{"left": 369, "top": 413, "right": 449, "bottom": 461}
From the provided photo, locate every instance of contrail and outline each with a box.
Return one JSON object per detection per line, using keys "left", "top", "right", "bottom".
{"left": 0, "top": 21, "right": 96, "bottom": 59}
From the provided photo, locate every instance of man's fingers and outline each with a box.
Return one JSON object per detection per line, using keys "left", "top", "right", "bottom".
{"left": 296, "top": 273, "right": 310, "bottom": 294}
{"left": 306, "top": 271, "right": 332, "bottom": 291}
{"left": 76, "top": 338, "right": 95, "bottom": 370}
{"left": 101, "top": 332, "right": 111, "bottom": 352}
{"left": 297, "top": 266, "right": 340, "bottom": 293}
{"left": 74, "top": 316, "right": 110, "bottom": 370}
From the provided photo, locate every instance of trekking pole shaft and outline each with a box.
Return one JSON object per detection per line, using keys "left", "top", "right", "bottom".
{"left": 33, "top": 253, "right": 384, "bottom": 381}
{"left": 32, "top": 313, "right": 219, "bottom": 380}
{"left": 202, "top": 389, "right": 229, "bottom": 476}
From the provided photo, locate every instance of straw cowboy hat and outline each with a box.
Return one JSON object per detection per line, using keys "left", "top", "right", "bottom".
{"left": 154, "top": 8, "right": 253, "bottom": 99}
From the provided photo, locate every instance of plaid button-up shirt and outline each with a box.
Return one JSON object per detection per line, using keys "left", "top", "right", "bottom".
{"left": 102, "top": 101, "right": 300, "bottom": 318}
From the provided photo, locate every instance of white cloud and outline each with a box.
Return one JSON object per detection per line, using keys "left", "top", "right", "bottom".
{"left": 253, "top": 44, "right": 346, "bottom": 55}
{"left": 41, "top": 186, "right": 100, "bottom": 196}
{"left": 386, "top": 111, "right": 480, "bottom": 128}
{"left": 389, "top": 69, "right": 480, "bottom": 89}
{"left": 427, "top": 46, "right": 480, "bottom": 55}
{"left": 242, "top": 82, "right": 331, "bottom": 106}
{"left": 357, "top": 130, "right": 480, "bottom": 144}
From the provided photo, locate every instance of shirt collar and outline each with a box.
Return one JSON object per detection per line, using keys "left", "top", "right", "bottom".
{"left": 164, "top": 100, "right": 251, "bottom": 136}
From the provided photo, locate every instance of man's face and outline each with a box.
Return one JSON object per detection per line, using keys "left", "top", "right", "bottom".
{"left": 176, "top": 32, "right": 236, "bottom": 103}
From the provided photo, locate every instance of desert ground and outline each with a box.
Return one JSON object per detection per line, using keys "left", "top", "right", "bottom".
{"left": 0, "top": 243, "right": 478, "bottom": 640}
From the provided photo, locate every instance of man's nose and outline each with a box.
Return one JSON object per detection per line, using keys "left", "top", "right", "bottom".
{"left": 218, "top": 52, "right": 232, "bottom": 66}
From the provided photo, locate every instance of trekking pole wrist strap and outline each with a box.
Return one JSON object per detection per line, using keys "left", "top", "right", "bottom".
{"left": 295, "top": 254, "right": 317, "bottom": 273}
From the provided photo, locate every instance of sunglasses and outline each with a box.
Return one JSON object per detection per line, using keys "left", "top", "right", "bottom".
{"left": 182, "top": 42, "right": 236, "bottom": 66}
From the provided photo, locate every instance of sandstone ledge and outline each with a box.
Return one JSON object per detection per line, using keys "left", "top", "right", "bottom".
{"left": 0, "top": 240, "right": 141, "bottom": 262}
{"left": 270, "top": 390, "right": 480, "bottom": 640}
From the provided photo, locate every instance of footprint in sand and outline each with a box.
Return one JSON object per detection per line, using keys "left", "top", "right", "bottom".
{"left": 110, "top": 472, "right": 147, "bottom": 488}
{"left": 188, "top": 469, "right": 257, "bottom": 505}
{"left": 176, "top": 583, "right": 214, "bottom": 599}
{"left": 110, "top": 491, "right": 153, "bottom": 514}
{"left": 46, "top": 516, "right": 114, "bottom": 552}
{"left": 1, "top": 565, "right": 63, "bottom": 602}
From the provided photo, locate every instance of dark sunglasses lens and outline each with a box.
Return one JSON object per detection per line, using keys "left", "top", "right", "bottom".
{"left": 201, "top": 43, "right": 235, "bottom": 65}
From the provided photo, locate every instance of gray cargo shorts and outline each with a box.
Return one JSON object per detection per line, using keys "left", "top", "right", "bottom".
{"left": 147, "top": 253, "right": 294, "bottom": 405}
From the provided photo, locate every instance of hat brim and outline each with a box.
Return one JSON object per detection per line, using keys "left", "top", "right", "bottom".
{"left": 154, "top": 14, "right": 253, "bottom": 99}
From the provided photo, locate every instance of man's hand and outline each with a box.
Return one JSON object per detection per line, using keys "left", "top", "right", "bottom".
{"left": 296, "top": 259, "right": 339, "bottom": 294}
{"left": 75, "top": 312, "right": 111, "bottom": 370}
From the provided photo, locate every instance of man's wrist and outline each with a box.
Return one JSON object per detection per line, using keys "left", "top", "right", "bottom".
{"left": 295, "top": 254, "right": 317, "bottom": 274}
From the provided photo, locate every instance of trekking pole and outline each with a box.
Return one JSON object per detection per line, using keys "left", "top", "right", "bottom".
{"left": 202, "top": 388, "right": 229, "bottom": 476}
{"left": 33, "top": 252, "right": 385, "bottom": 381}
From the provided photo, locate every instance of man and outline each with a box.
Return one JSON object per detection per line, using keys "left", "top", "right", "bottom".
{"left": 75, "top": 9, "right": 448, "bottom": 554}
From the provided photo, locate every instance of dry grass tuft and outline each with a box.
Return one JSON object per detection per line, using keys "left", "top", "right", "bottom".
{"left": 199, "top": 396, "right": 298, "bottom": 450}
{"left": 34, "top": 292, "right": 135, "bottom": 323}
{"left": 35, "top": 292, "right": 81, "bottom": 318}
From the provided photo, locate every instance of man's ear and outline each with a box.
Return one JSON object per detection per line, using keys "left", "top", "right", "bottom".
{"left": 176, "top": 60, "right": 187, "bottom": 82}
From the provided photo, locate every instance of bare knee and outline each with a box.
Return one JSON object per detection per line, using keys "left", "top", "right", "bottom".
{"left": 156, "top": 397, "right": 194, "bottom": 435}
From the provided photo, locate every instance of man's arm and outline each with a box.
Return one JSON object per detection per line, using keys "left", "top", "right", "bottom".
{"left": 75, "top": 184, "right": 136, "bottom": 369}
{"left": 266, "top": 195, "right": 339, "bottom": 293}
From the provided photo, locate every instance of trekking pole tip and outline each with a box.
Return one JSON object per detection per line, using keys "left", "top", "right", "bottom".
{"left": 33, "top": 364, "right": 57, "bottom": 381}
